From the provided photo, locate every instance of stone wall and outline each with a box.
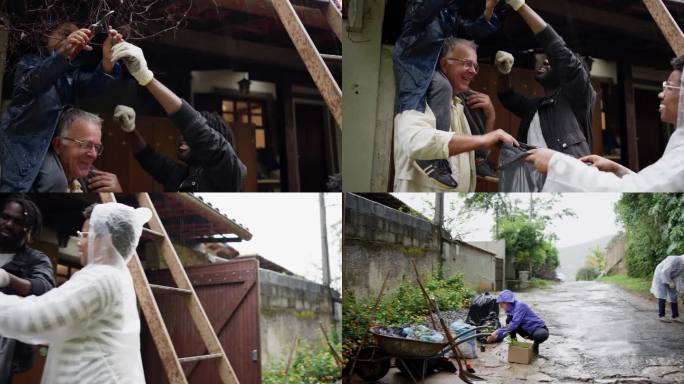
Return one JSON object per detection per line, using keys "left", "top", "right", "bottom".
{"left": 260, "top": 269, "right": 341, "bottom": 367}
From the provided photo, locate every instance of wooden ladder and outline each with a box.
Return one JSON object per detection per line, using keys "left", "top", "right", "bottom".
{"left": 99, "top": 192, "right": 240, "bottom": 384}
{"left": 272, "top": 0, "right": 343, "bottom": 127}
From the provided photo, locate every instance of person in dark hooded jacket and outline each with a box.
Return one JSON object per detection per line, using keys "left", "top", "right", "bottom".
{"left": 0, "top": 23, "right": 123, "bottom": 192}
{"left": 495, "top": 1, "right": 595, "bottom": 159}
{"left": 111, "top": 42, "right": 246, "bottom": 192}
{"left": 393, "top": 0, "right": 501, "bottom": 189}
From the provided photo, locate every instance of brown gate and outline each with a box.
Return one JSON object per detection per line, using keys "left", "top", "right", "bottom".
{"left": 495, "top": 258, "right": 504, "bottom": 291}
{"left": 142, "top": 257, "right": 261, "bottom": 383}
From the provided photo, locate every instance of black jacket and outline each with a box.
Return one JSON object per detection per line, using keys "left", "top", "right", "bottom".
{"left": 0, "top": 247, "right": 55, "bottom": 382}
{"left": 498, "top": 26, "right": 595, "bottom": 158}
{"left": 134, "top": 100, "right": 246, "bottom": 192}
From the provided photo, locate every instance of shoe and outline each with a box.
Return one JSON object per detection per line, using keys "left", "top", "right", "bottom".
{"left": 659, "top": 316, "right": 672, "bottom": 323}
{"left": 476, "top": 158, "right": 498, "bottom": 178}
{"left": 414, "top": 159, "right": 458, "bottom": 189}
{"left": 672, "top": 317, "right": 684, "bottom": 323}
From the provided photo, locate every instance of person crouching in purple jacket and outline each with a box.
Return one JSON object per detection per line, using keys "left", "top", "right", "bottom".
{"left": 486, "top": 290, "right": 549, "bottom": 354}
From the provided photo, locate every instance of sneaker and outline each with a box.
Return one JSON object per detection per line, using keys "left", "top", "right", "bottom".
{"left": 659, "top": 316, "right": 672, "bottom": 323}
{"left": 476, "top": 158, "right": 498, "bottom": 178}
{"left": 672, "top": 317, "right": 684, "bottom": 324}
{"left": 414, "top": 159, "right": 458, "bottom": 188}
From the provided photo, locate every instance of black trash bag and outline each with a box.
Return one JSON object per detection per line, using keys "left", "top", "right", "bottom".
{"left": 466, "top": 292, "right": 500, "bottom": 329}
{"left": 498, "top": 144, "right": 546, "bottom": 192}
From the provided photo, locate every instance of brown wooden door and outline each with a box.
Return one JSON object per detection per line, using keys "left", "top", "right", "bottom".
{"left": 231, "top": 122, "right": 259, "bottom": 191}
{"left": 294, "top": 101, "right": 329, "bottom": 191}
{"left": 142, "top": 258, "right": 261, "bottom": 384}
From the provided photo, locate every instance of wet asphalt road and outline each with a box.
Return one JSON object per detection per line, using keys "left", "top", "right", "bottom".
{"left": 378, "top": 281, "right": 684, "bottom": 384}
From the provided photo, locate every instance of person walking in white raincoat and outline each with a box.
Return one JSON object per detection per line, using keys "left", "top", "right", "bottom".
{"left": 650, "top": 255, "right": 684, "bottom": 323}
{"left": 0, "top": 202, "right": 151, "bottom": 383}
{"left": 525, "top": 56, "right": 684, "bottom": 192}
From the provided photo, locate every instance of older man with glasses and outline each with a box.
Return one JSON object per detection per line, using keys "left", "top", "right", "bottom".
{"left": 394, "top": 36, "right": 518, "bottom": 192}
{"left": 31, "top": 108, "right": 121, "bottom": 192}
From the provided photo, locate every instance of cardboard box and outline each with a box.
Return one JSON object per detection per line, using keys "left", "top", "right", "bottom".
{"left": 507, "top": 340, "right": 534, "bottom": 364}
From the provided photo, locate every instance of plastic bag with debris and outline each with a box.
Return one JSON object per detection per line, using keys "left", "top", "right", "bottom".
{"left": 498, "top": 144, "right": 546, "bottom": 192}
{"left": 401, "top": 325, "right": 445, "bottom": 343}
{"left": 449, "top": 321, "right": 477, "bottom": 358}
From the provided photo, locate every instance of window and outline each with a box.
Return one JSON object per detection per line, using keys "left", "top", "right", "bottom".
{"left": 221, "top": 99, "right": 266, "bottom": 149}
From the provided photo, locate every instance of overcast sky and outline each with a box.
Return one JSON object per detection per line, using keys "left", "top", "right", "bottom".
{"left": 392, "top": 193, "right": 623, "bottom": 248}
{"left": 195, "top": 193, "right": 342, "bottom": 290}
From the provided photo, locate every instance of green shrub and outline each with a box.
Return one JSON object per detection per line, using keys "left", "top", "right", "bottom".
{"left": 262, "top": 339, "right": 341, "bottom": 384}
{"left": 342, "top": 272, "right": 474, "bottom": 361}
{"left": 616, "top": 194, "right": 684, "bottom": 278}
{"left": 576, "top": 267, "right": 599, "bottom": 281}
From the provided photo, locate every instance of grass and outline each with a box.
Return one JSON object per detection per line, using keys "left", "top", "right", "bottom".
{"left": 597, "top": 274, "right": 652, "bottom": 297}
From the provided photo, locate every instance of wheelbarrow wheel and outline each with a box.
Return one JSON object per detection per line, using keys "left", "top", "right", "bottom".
{"left": 348, "top": 346, "right": 390, "bottom": 381}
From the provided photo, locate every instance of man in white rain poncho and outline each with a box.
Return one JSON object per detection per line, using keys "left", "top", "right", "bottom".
{"left": 525, "top": 56, "right": 684, "bottom": 192}
{"left": 651, "top": 255, "right": 684, "bottom": 323}
{"left": 0, "top": 202, "right": 151, "bottom": 383}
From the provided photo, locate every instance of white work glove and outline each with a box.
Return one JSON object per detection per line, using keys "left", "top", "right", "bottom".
{"left": 0, "top": 269, "right": 9, "bottom": 288}
{"left": 506, "top": 0, "right": 525, "bottom": 11}
{"left": 495, "top": 51, "right": 514, "bottom": 75}
{"left": 110, "top": 42, "right": 154, "bottom": 86}
{"left": 114, "top": 105, "right": 136, "bottom": 133}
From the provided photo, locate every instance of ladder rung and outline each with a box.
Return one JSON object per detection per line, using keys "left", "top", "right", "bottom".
{"left": 149, "top": 284, "right": 192, "bottom": 295}
{"left": 320, "top": 54, "right": 341, "bottom": 61}
{"left": 142, "top": 227, "right": 165, "bottom": 241}
{"left": 178, "top": 353, "right": 224, "bottom": 363}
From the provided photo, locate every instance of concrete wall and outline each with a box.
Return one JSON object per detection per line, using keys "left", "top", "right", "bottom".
{"left": 605, "top": 233, "right": 627, "bottom": 275}
{"left": 344, "top": 194, "right": 441, "bottom": 298}
{"left": 344, "top": 194, "right": 497, "bottom": 298}
{"left": 259, "top": 269, "right": 341, "bottom": 368}
{"left": 342, "top": 0, "right": 387, "bottom": 191}
{"left": 442, "top": 241, "right": 496, "bottom": 292}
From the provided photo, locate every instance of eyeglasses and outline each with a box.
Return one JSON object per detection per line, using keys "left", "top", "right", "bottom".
{"left": 445, "top": 58, "right": 479, "bottom": 73}
{"left": 77, "top": 231, "right": 88, "bottom": 239}
{"left": 61, "top": 137, "right": 103, "bottom": 155}
{"left": 662, "top": 81, "right": 681, "bottom": 93}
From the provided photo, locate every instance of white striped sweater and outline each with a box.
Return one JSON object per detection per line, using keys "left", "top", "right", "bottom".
{"left": 0, "top": 264, "right": 145, "bottom": 383}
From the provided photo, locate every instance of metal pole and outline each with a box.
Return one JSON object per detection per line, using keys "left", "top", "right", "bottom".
{"left": 319, "top": 193, "right": 331, "bottom": 288}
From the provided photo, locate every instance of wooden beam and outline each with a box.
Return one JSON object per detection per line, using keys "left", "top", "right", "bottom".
{"left": 618, "top": 62, "right": 640, "bottom": 171}
{"left": 272, "top": 0, "right": 342, "bottom": 126}
{"left": 527, "top": 0, "right": 661, "bottom": 42}
{"left": 323, "top": 0, "right": 343, "bottom": 40}
{"left": 642, "top": 0, "right": 684, "bottom": 56}
{"left": 210, "top": 0, "right": 331, "bottom": 31}
{"left": 152, "top": 28, "right": 307, "bottom": 70}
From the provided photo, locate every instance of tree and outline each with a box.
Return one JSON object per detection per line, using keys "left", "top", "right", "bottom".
{"left": 463, "top": 193, "right": 575, "bottom": 237}
{"left": 585, "top": 246, "right": 607, "bottom": 273}
{"left": 495, "top": 213, "right": 559, "bottom": 277}
{"left": 615, "top": 194, "right": 684, "bottom": 277}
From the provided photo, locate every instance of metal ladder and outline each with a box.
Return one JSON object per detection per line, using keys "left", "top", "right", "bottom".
{"left": 272, "top": 0, "right": 342, "bottom": 127}
{"left": 99, "top": 192, "right": 240, "bottom": 384}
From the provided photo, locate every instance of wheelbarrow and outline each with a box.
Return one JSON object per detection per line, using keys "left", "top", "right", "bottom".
{"left": 349, "top": 326, "right": 492, "bottom": 383}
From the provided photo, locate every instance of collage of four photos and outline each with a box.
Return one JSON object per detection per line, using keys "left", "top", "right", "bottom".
{"left": 0, "top": 0, "right": 681, "bottom": 383}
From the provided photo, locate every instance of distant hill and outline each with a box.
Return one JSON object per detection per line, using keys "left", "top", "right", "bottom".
{"left": 557, "top": 235, "right": 616, "bottom": 281}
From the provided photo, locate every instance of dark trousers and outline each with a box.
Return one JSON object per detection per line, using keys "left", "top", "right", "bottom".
{"left": 506, "top": 315, "right": 549, "bottom": 354}
{"left": 658, "top": 298, "right": 679, "bottom": 318}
